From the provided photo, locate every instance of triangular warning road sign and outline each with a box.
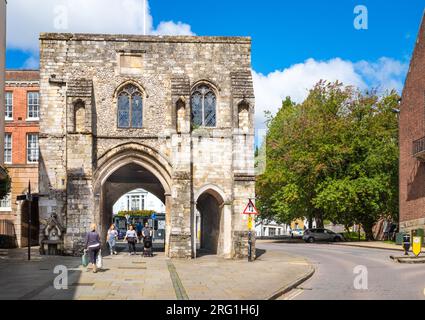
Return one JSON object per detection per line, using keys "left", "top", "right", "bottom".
{"left": 243, "top": 199, "right": 259, "bottom": 215}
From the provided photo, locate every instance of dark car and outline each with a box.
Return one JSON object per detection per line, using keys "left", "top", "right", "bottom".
{"left": 303, "top": 228, "right": 344, "bottom": 243}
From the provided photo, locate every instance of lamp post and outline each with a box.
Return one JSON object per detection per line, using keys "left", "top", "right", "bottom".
{"left": 27, "top": 181, "right": 32, "bottom": 261}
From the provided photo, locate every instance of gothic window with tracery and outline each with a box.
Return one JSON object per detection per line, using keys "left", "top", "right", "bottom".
{"left": 117, "top": 84, "right": 143, "bottom": 128}
{"left": 191, "top": 84, "right": 216, "bottom": 128}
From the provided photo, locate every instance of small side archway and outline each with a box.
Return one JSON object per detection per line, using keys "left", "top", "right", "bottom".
{"left": 195, "top": 185, "right": 227, "bottom": 256}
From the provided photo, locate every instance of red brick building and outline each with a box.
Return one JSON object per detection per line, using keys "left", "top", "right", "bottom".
{"left": 400, "top": 13, "right": 425, "bottom": 234}
{"left": 2, "top": 70, "right": 39, "bottom": 247}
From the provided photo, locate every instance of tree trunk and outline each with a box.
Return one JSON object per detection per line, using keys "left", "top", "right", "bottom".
{"left": 344, "top": 225, "right": 351, "bottom": 234}
{"left": 362, "top": 222, "right": 375, "bottom": 241}
{"left": 308, "top": 216, "right": 313, "bottom": 229}
{"left": 315, "top": 211, "right": 324, "bottom": 229}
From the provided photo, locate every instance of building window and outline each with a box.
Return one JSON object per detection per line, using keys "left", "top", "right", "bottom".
{"left": 127, "top": 194, "right": 145, "bottom": 211}
{"left": 27, "top": 92, "right": 40, "bottom": 120}
{"left": 0, "top": 194, "right": 11, "bottom": 211}
{"left": 27, "top": 134, "right": 39, "bottom": 163}
{"left": 4, "top": 134, "right": 12, "bottom": 164}
{"left": 117, "top": 84, "right": 143, "bottom": 128}
{"left": 191, "top": 84, "right": 217, "bottom": 128}
{"left": 5, "top": 92, "right": 13, "bottom": 120}
{"left": 269, "top": 228, "right": 276, "bottom": 237}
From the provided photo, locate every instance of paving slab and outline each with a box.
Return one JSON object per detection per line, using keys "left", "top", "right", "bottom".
{"left": 0, "top": 246, "right": 313, "bottom": 300}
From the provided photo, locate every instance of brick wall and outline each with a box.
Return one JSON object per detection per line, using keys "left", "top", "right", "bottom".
{"left": 2, "top": 70, "right": 39, "bottom": 247}
{"left": 399, "top": 14, "right": 425, "bottom": 232}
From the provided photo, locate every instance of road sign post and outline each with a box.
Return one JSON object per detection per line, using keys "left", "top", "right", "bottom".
{"left": 243, "top": 199, "right": 259, "bottom": 262}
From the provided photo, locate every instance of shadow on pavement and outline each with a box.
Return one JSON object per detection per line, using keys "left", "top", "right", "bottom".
{"left": 255, "top": 248, "right": 267, "bottom": 259}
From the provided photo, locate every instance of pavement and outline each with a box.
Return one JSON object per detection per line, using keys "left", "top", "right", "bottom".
{"left": 333, "top": 240, "right": 425, "bottom": 253}
{"left": 0, "top": 244, "right": 313, "bottom": 300}
{"left": 256, "top": 241, "right": 425, "bottom": 300}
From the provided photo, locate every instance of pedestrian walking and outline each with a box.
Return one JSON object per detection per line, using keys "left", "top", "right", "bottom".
{"left": 142, "top": 222, "right": 153, "bottom": 257}
{"left": 85, "top": 223, "right": 101, "bottom": 273}
{"left": 124, "top": 225, "right": 138, "bottom": 255}
{"left": 107, "top": 224, "right": 118, "bottom": 255}
{"left": 142, "top": 222, "right": 153, "bottom": 239}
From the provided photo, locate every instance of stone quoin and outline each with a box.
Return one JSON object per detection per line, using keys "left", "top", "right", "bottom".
{"left": 38, "top": 33, "right": 256, "bottom": 259}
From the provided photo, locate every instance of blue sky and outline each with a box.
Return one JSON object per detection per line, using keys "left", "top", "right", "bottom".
{"left": 150, "top": 0, "right": 423, "bottom": 74}
{"left": 5, "top": 0, "right": 424, "bottom": 130}
{"left": 7, "top": 0, "right": 423, "bottom": 72}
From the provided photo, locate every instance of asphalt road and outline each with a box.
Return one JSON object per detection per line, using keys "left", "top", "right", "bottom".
{"left": 257, "top": 241, "right": 425, "bottom": 300}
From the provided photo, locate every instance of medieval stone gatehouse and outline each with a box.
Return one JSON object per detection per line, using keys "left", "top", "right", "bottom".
{"left": 38, "top": 33, "right": 255, "bottom": 259}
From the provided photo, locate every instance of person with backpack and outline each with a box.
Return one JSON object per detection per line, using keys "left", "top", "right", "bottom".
{"left": 124, "top": 224, "right": 138, "bottom": 255}
{"left": 85, "top": 223, "right": 101, "bottom": 273}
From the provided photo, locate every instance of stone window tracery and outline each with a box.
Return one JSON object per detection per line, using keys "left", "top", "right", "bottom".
{"left": 191, "top": 84, "right": 217, "bottom": 128}
{"left": 117, "top": 84, "right": 143, "bottom": 128}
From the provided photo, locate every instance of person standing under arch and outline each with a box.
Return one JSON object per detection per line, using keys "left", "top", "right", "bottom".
{"left": 125, "top": 224, "right": 138, "bottom": 255}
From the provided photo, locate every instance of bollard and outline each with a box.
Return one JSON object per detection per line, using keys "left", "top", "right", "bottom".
{"left": 403, "top": 233, "right": 411, "bottom": 256}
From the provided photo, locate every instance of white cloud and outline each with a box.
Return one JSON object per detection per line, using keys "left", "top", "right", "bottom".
{"left": 253, "top": 57, "right": 408, "bottom": 130}
{"left": 22, "top": 56, "right": 39, "bottom": 69}
{"left": 354, "top": 57, "right": 407, "bottom": 93}
{"left": 6, "top": 0, "right": 194, "bottom": 52}
{"left": 152, "top": 21, "right": 195, "bottom": 36}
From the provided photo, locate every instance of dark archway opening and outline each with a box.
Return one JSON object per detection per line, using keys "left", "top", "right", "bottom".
{"left": 196, "top": 192, "right": 223, "bottom": 255}
{"left": 101, "top": 162, "right": 166, "bottom": 254}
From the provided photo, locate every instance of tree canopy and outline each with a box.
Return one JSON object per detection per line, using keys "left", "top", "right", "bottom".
{"left": 0, "top": 168, "right": 11, "bottom": 201}
{"left": 256, "top": 81, "right": 399, "bottom": 239}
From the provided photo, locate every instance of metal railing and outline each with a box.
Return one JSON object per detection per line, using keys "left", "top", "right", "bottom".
{"left": 413, "top": 136, "right": 425, "bottom": 157}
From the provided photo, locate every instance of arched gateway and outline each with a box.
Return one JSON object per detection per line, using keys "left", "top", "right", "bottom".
{"left": 38, "top": 33, "right": 256, "bottom": 259}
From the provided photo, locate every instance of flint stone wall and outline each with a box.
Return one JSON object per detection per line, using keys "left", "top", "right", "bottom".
{"left": 39, "top": 33, "right": 255, "bottom": 258}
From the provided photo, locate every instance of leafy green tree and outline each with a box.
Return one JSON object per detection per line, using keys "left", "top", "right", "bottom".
{"left": 0, "top": 168, "right": 11, "bottom": 200}
{"left": 257, "top": 81, "right": 399, "bottom": 240}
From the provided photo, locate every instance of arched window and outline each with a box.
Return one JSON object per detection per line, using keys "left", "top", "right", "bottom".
{"left": 191, "top": 84, "right": 216, "bottom": 128}
{"left": 117, "top": 84, "right": 143, "bottom": 128}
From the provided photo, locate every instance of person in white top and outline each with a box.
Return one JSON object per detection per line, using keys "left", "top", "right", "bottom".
{"left": 107, "top": 224, "right": 118, "bottom": 255}
{"left": 124, "top": 225, "right": 138, "bottom": 255}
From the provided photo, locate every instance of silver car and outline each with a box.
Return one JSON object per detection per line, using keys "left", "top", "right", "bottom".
{"left": 303, "top": 228, "right": 344, "bottom": 243}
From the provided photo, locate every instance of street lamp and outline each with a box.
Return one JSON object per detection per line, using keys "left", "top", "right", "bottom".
{"left": 27, "top": 181, "right": 33, "bottom": 261}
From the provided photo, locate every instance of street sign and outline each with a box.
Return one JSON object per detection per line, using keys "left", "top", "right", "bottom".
{"left": 248, "top": 215, "right": 254, "bottom": 230}
{"left": 16, "top": 195, "right": 26, "bottom": 201}
{"left": 243, "top": 199, "right": 259, "bottom": 215}
{"left": 151, "top": 213, "right": 157, "bottom": 220}
{"left": 412, "top": 236, "right": 422, "bottom": 257}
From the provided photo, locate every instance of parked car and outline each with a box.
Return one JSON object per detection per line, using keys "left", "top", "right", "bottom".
{"left": 303, "top": 228, "right": 344, "bottom": 243}
{"left": 290, "top": 228, "right": 304, "bottom": 238}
